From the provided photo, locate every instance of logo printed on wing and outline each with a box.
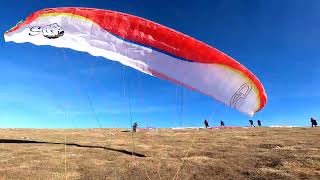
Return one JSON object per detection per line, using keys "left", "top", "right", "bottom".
{"left": 29, "top": 23, "right": 64, "bottom": 39}
{"left": 230, "top": 83, "right": 252, "bottom": 108}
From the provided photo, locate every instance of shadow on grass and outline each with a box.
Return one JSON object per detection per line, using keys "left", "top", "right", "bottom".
{"left": 0, "top": 139, "right": 146, "bottom": 157}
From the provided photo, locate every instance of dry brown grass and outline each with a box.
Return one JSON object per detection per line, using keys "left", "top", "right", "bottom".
{"left": 0, "top": 127, "right": 319, "bottom": 179}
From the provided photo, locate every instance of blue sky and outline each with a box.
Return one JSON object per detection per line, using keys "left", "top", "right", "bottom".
{"left": 1, "top": 0, "right": 320, "bottom": 128}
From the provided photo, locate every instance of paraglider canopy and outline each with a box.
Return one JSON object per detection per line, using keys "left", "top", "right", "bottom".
{"left": 4, "top": 7, "right": 267, "bottom": 116}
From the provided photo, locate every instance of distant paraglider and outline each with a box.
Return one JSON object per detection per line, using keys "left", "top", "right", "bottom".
{"left": 4, "top": 7, "right": 267, "bottom": 116}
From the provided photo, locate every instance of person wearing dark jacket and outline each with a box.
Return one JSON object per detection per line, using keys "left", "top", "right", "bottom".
{"left": 311, "top": 118, "right": 318, "bottom": 127}
{"left": 220, "top": 120, "right": 225, "bottom": 127}
{"left": 204, "top": 119, "right": 209, "bottom": 128}
{"left": 257, "top": 120, "right": 262, "bottom": 127}
{"left": 249, "top": 120, "right": 255, "bottom": 127}
{"left": 133, "top": 122, "right": 138, "bottom": 132}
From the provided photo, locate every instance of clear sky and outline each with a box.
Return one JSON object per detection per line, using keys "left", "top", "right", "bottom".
{"left": 1, "top": 0, "right": 320, "bottom": 128}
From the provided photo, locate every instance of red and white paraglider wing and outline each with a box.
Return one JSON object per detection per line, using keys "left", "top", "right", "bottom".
{"left": 4, "top": 7, "right": 267, "bottom": 116}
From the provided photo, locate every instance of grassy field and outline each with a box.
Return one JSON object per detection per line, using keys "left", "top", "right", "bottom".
{"left": 0, "top": 127, "right": 319, "bottom": 179}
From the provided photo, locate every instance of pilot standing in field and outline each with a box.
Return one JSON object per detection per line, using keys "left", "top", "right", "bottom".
{"left": 204, "top": 119, "right": 209, "bottom": 128}
{"left": 257, "top": 120, "right": 262, "bottom": 127}
{"left": 249, "top": 120, "right": 255, "bottom": 127}
{"left": 311, "top": 118, "right": 318, "bottom": 127}
{"left": 132, "top": 122, "right": 138, "bottom": 132}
